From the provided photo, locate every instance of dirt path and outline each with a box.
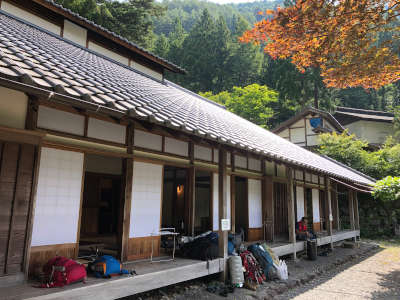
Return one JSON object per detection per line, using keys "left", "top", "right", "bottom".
{"left": 276, "top": 246, "right": 400, "bottom": 300}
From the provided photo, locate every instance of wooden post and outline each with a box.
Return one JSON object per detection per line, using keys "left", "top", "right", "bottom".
{"left": 218, "top": 147, "right": 228, "bottom": 281}
{"left": 230, "top": 175, "right": 236, "bottom": 234}
{"left": 188, "top": 166, "right": 196, "bottom": 236}
{"left": 325, "top": 177, "right": 333, "bottom": 249}
{"left": 121, "top": 123, "right": 134, "bottom": 261}
{"left": 262, "top": 159, "right": 274, "bottom": 241}
{"left": 286, "top": 167, "right": 296, "bottom": 259}
{"left": 188, "top": 141, "right": 195, "bottom": 236}
{"left": 354, "top": 191, "right": 360, "bottom": 230}
{"left": 332, "top": 183, "right": 340, "bottom": 230}
{"left": 348, "top": 189, "right": 355, "bottom": 231}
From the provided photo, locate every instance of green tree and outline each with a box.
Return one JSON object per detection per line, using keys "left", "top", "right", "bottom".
{"left": 226, "top": 16, "right": 263, "bottom": 90}
{"left": 201, "top": 84, "right": 278, "bottom": 128}
{"left": 153, "top": 34, "right": 169, "bottom": 59}
{"left": 56, "top": 0, "right": 164, "bottom": 48}
{"left": 179, "top": 9, "right": 218, "bottom": 92}
{"left": 318, "top": 131, "right": 400, "bottom": 237}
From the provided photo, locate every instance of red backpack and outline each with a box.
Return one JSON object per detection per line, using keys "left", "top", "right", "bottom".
{"left": 40, "top": 256, "right": 87, "bottom": 288}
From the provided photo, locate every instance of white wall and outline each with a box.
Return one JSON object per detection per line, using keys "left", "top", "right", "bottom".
{"left": 194, "top": 145, "right": 212, "bottom": 161}
{"left": 234, "top": 155, "right": 247, "bottom": 169}
{"left": 164, "top": 137, "right": 188, "bottom": 157}
{"left": 291, "top": 127, "right": 306, "bottom": 144}
{"left": 63, "top": 20, "right": 87, "bottom": 47}
{"left": 346, "top": 120, "right": 394, "bottom": 144}
{"left": 88, "top": 41, "right": 129, "bottom": 66}
{"left": 312, "top": 189, "right": 320, "bottom": 223}
{"left": 296, "top": 186, "right": 305, "bottom": 221}
{"left": 212, "top": 174, "right": 231, "bottom": 231}
{"left": 87, "top": 117, "right": 126, "bottom": 144}
{"left": 131, "top": 61, "right": 163, "bottom": 81}
{"left": 1, "top": 1, "right": 61, "bottom": 35}
{"left": 134, "top": 129, "right": 162, "bottom": 151}
{"left": 31, "top": 148, "right": 84, "bottom": 246}
{"left": 248, "top": 179, "right": 262, "bottom": 228}
{"left": 129, "top": 162, "right": 163, "bottom": 237}
{"left": 0, "top": 86, "right": 28, "bottom": 129}
{"left": 37, "top": 105, "right": 85, "bottom": 136}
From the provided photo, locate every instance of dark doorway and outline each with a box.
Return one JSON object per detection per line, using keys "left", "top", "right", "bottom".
{"left": 235, "top": 176, "right": 248, "bottom": 239}
{"left": 162, "top": 166, "right": 189, "bottom": 234}
{"left": 274, "top": 182, "right": 288, "bottom": 239}
{"left": 79, "top": 154, "right": 123, "bottom": 258}
{"left": 194, "top": 171, "right": 212, "bottom": 235}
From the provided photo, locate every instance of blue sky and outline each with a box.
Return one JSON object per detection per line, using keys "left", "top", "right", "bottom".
{"left": 207, "top": 0, "right": 261, "bottom": 3}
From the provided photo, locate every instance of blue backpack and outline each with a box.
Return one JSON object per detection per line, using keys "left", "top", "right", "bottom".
{"left": 90, "top": 255, "right": 130, "bottom": 278}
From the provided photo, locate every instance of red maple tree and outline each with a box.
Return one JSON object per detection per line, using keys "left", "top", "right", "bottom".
{"left": 241, "top": 0, "right": 400, "bottom": 89}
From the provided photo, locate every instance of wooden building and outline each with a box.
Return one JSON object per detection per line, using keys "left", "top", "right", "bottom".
{"left": 274, "top": 106, "right": 395, "bottom": 149}
{"left": 0, "top": 1, "right": 374, "bottom": 297}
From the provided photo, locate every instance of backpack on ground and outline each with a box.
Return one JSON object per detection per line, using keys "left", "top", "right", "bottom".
{"left": 40, "top": 256, "right": 87, "bottom": 288}
{"left": 248, "top": 244, "right": 274, "bottom": 280}
{"left": 89, "top": 255, "right": 130, "bottom": 278}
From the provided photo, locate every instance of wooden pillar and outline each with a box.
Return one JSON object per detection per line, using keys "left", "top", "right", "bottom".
{"left": 325, "top": 177, "right": 333, "bottom": 249}
{"left": 230, "top": 175, "right": 236, "bottom": 234}
{"left": 348, "top": 189, "right": 355, "bottom": 231}
{"left": 332, "top": 183, "right": 340, "bottom": 230}
{"left": 354, "top": 191, "right": 360, "bottom": 230}
{"left": 218, "top": 147, "right": 228, "bottom": 281}
{"left": 188, "top": 142, "right": 195, "bottom": 236}
{"left": 262, "top": 159, "right": 274, "bottom": 241}
{"left": 121, "top": 158, "right": 133, "bottom": 261}
{"left": 121, "top": 123, "right": 134, "bottom": 261}
{"left": 286, "top": 167, "right": 296, "bottom": 259}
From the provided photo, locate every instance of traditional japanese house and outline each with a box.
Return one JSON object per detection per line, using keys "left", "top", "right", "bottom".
{"left": 0, "top": 0, "right": 374, "bottom": 298}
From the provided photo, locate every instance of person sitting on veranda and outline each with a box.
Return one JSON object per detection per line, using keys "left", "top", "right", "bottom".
{"left": 296, "top": 217, "right": 316, "bottom": 240}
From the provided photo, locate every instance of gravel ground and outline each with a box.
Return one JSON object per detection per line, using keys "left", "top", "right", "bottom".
{"left": 126, "top": 241, "right": 399, "bottom": 300}
{"left": 276, "top": 243, "right": 400, "bottom": 300}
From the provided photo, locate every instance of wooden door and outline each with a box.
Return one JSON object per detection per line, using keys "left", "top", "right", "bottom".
{"left": 273, "top": 182, "right": 288, "bottom": 238}
{"left": 0, "top": 141, "right": 36, "bottom": 276}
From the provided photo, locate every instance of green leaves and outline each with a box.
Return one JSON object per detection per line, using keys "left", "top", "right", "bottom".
{"left": 372, "top": 176, "right": 400, "bottom": 202}
{"left": 200, "top": 84, "right": 278, "bottom": 128}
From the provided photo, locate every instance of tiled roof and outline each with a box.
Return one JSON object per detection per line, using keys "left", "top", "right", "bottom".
{"left": 35, "top": 0, "right": 185, "bottom": 74}
{"left": 0, "top": 12, "right": 374, "bottom": 186}
{"left": 334, "top": 106, "right": 394, "bottom": 123}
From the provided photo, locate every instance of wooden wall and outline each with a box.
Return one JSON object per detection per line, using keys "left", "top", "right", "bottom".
{"left": 127, "top": 236, "right": 160, "bottom": 261}
{"left": 28, "top": 243, "right": 77, "bottom": 277}
{"left": 247, "top": 228, "right": 263, "bottom": 242}
{"left": 0, "top": 141, "right": 36, "bottom": 276}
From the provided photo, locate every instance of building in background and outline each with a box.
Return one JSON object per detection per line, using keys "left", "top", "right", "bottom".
{"left": 273, "top": 106, "right": 395, "bottom": 149}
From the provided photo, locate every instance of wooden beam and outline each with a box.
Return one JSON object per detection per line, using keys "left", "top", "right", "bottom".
{"left": 218, "top": 147, "right": 228, "bottom": 281}
{"left": 286, "top": 166, "right": 296, "bottom": 259}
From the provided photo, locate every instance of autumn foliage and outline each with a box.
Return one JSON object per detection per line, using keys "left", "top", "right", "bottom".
{"left": 241, "top": 0, "right": 400, "bottom": 89}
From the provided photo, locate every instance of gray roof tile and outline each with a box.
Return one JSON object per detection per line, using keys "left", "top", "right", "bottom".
{"left": 0, "top": 12, "right": 374, "bottom": 186}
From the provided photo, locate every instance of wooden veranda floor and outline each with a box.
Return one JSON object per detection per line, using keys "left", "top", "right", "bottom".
{"left": 0, "top": 257, "right": 225, "bottom": 300}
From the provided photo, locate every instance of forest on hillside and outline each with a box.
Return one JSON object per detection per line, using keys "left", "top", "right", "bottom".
{"left": 55, "top": 0, "right": 400, "bottom": 129}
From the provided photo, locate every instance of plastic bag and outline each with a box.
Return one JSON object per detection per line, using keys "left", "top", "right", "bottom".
{"left": 273, "top": 260, "right": 288, "bottom": 280}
